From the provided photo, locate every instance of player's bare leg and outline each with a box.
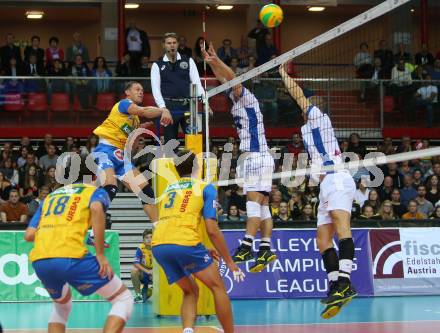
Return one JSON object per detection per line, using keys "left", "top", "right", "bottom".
{"left": 193, "top": 263, "right": 234, "bottom": 333}
{"left": 232, "top": 191, "right": 265, "bottom": 264}
{"left": 320, "top": 210, "right": 357, "bottom": 319}
{"left": 96, "top": 282, "right": 133, "bottom": 333}
{"left": 48, "top": 287, "right": 72, "bottom": 333}
{"left": 131, "top": 267, "right": 143, "bottom": 302}
{"left": 249, "top": 195, "right": 277, "bottom": 273}
{"left": 175, "top": 276, "right": 199, "bottom": 331}
{"left": 123, "top": 168, "right": 158, "bottom": 223}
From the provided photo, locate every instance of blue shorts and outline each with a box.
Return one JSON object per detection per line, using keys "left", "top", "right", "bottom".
{"left": 140, "top": 271, "right": 151, "bottom": 285}
{"left": 93, "top": 143, "right": 135, "bottom": 180}
{"left": 32, "top": 253, "right": 111, "bottom": 299}
{"left": 152, "top": 243, "right": 213, "bottom": 284}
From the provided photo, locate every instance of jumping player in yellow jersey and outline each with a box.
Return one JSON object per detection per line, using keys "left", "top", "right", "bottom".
{"left": 152, "top": 150, "right": 245, "bottom": 333}
{"left": 92, "top": 80, "right": 173, "bottom": 224}
{"left": 24, "top": 158, "right": 133, "bottom": 333}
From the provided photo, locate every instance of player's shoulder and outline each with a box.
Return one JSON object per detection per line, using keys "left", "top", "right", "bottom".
{"left": 202, "top": 183, "right": 217, "bottom": 197}
{"left": 138, "top": 243, "right": 146, "bottom": 251}
{"left": 51, "top": 183, "right": 97, "bottom": 196}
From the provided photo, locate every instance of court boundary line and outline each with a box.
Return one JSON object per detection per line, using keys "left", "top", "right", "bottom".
{"left": 6, "top": 319, "right": 440, "bottom": 331}
{"left": 4, "top": 325, "right": 221, "bottom": 331}
{"left": 232, "top": 319, "right": 440, "bottom": 327}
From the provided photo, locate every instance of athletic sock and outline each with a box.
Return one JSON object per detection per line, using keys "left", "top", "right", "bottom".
{"left": 338, "top": 238, "right": 355, "bottom": 284}
{"left": 240, "top": 234, "right": 254, "bottom": 250}
{"left": 259, "top": 237, "right": 271, "bottom": 251}
{"left": 183, "top": 328, "right": 194, "bottom": 333}
{"left": 322, "top": 247, "right": 339, "bottom": 283}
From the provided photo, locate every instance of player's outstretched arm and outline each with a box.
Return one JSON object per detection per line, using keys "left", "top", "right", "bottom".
{"left": 205, "top": 219, "right": 244, "bottom": 282}
{"left": 279, "top": 63, "right": 311, "bottom": 115}
{"left": 24, "top": 227, "right": 36, "bottom": 242}
{"left": 24, "top": 202, "right": 43, "bottom": 242}
{"left": 127, "top": 104, "right": 173, "bottom": 127}
{"left": 90, "top": 201, "right": 114, "bottom": 279}
{"left": 201, "top": 42, "right": 242, "bottom": 98}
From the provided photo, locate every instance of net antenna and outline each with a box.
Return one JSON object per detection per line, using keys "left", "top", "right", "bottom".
{"left": 202, "top": 8, "right": 211, "bottom": 181}
{"left": 207, "top": 0, "right": 412, "bottom": 98}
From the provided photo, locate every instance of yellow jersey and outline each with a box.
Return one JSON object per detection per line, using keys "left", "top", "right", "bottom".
{"left": 93, "top": 99, "right": 140, "bottom": 149}
{"left": 133, "top": 243, "right": 153, "bottom": 269}
{"left": 152, "top": 177, "right": 217, "bottom": 247}
{"left": 29, "top": 183, "right": 110, "bottom": 262}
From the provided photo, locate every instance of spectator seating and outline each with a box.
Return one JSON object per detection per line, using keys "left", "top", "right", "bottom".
{"left": 96, "top": 93, "right": 116, "bottom": 112}
{"left": 4, "top": 93, "right": 25, "bottom": 124}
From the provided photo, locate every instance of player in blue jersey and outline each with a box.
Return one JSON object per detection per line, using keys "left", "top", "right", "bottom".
{"left": 202, "top": 42, "right": 276, "bottom": 273}
{"left": 280, "top": 63, "right": 357, "bottom": 319}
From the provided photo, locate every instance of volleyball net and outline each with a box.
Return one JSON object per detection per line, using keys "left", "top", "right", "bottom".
{"left": 199, "top": 0, "right": 440, "bottom": 193}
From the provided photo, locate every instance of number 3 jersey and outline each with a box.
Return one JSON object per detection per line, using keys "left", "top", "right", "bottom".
{"left": 152, "top": 177, "right": 217, "bottom": 247}
{"left": 29, "top": 184, "right": 110, "bottom": 262}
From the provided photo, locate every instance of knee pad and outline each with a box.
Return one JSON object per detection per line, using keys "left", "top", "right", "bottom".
{"left": 260, "top": 205, "right": 272, "bottom": 221}
{"left": 50, "top": 284, "right": 72, "bottom": 325}
{"left": 96, "top": 276, "right": 133, "bottom": 322}
{"left": 139, "top": 185, "right": 155, "bottom": 205}
{"left": 109, "top": 289, "right": 134, "bottom": 322}
{"left": 103, "top": 184, "right": 118, "bottom": 202}
{"left": 246, "top": 201, "right": 261, "bottom": 218}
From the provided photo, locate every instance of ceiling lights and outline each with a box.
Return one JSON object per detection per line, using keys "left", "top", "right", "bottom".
{"left": 125, "top": 3, "right": 140, "bottom": 9}
{"left": 26, "top": 11, "right": 44, "bottom": 19}
{"left": 217, "top": 5, "right": 234, "bottom": 10}
{"left": 308, "top": 6, "right": 326, "bottom": 12}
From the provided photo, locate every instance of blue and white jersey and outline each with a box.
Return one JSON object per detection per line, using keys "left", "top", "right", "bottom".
{"left": 301, "top": 105, "right": 343, "bottom": 171}
{"left": 229, "top": 87, "right": 269, "bottom": 153}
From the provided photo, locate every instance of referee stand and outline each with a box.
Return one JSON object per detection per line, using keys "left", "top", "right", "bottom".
{"left": 152, "top": 84, "right": 216, "bottom": 316}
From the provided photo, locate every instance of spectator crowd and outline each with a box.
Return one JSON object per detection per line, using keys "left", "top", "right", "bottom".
{"left": 1, "top": 133, "right": 439, "bottom": 224}
{"left": 354, "top": 39, "right": 439, "bottom": 127}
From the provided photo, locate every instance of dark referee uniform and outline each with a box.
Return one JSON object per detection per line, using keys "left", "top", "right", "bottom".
{"left": 151, "top": 52, "right": 205, "bottom": 143}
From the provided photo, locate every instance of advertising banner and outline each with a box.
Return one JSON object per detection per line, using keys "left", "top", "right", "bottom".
{"left": 370, "top": 228, "right": 440, "bottom": 295}
{"left": 220, "top": 229, "right": 374, "bottom": 299}
{"left": 0, "top": 231, "right": 120, "bottom": 302}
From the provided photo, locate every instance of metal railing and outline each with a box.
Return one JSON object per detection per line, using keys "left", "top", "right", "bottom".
{"left": 0, "top": 76, "right": 438, "bottom": 131}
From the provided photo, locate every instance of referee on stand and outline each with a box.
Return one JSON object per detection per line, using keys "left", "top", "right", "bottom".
{"left": 151, "top": 32, "right": 206, "bottom": 144}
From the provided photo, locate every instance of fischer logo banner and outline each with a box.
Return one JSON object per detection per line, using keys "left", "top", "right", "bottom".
{"left": 370, "top": 228, "right": 440, "bottom": 296}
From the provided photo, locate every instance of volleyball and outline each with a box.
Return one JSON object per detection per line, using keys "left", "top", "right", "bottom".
{"left": 259, "top": 4, "right": 284, "bottom": 28}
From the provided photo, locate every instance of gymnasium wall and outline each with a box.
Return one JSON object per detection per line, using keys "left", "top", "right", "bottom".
{"left": 0, "top": 4, "right": 437, "bottom": 65}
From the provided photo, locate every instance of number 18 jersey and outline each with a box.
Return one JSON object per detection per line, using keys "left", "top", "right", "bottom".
{"left": 29, "top": 183, "right": 110, "bottom": 262}
{"left": 152, "top": 177, "right": 217, "bottom": 247}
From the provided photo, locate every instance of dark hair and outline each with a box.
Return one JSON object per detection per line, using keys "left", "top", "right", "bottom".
{"left": 362, "top": 203, "right": 374, "bottom": 214}
{"left": 124, "top": 80, "right": 141, "bottom": 91}
{"left": 195, "top": 37, "right": 207, "bottom": 57}
{"left": 416, "top": 184, "right": 426, "bottom": 191}
{"left": 408, "top": 199, "right": 418, "bottom": 207}
{"left": 142, "top": 229, "right": 152, "bottom": 238}
{"left": 360, "top": 42, "right": 368, "bottom": 49}
{"left": 40, "top": 185, "right": 50, "bottom": 193}
{"left": 174, "top": 150, "right": 197, "bottom": 178}
{"left": 227, "top": 205, "right": 240, "bottom": 218}
{"left": 223, "top": 38, "right": 232, "bottom": 44}
{"left": 31, "top": 35, "right": 40, "bottom": 42}
{"left": 49, "top": 36, "right": 59, "bottom": 45}
{"left": 93, "top": 56, "right": 108, "bottom": 70}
